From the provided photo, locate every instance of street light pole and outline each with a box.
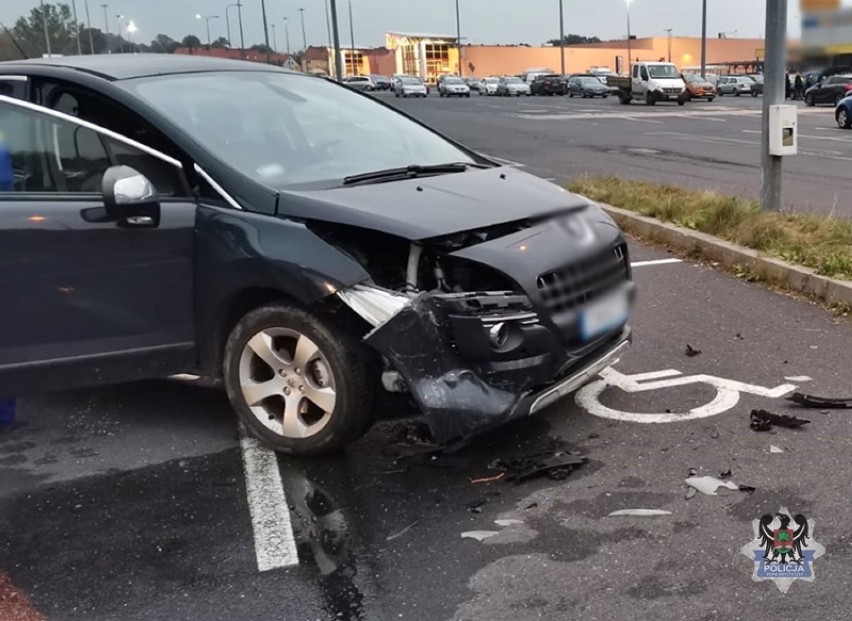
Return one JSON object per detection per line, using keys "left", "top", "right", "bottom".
{"left": 455, "top": 0, "right": 462, "bottom": 77}
{"left": 700, "top": 0, "right": 707, "bottom": 78}
{"left": 115, "top": 14, "right": 123, "bottom": 52}
{"left": 329, "top": 0, "right": 343, "bottom": 81}
{"left": 348, "top": 0, "right": 356, "bottom": 76}
{"left": 71, "top": 0, "right": 82, "bottom": 54}
{"left": 760, "top": 0, "right": 788, "bottom": 212}
{"left": 324, "top": 0, "right": 332, "bottom": 50}
{"left": 226, "top": 3, "right": 239, "bottom": 48}
{"left": 237, "top": 1, "right": 245, "bottom": 53}
{"left": 664, "top": 28, "right": 672, "bottom": 62}
{"left": 39, "top": 0, "right": 52, "bottom": 56}
{"left": 271, "top": 24, "right": 277, "bottom": 53}
{"left": 195, "top": 14, "right": 219, "bottom": 46}
{"left": 558, "top": 0, "right": 565, "bottom": 75}
{"left": 101, "top": 3, "right": 109, "bottom": 35}
{"left": 283, "top": 17, "right": 291, "bottom": 56}
{"left": 299, "top": 8, "right": 307, "bottom": 51}
{"left": 626, "top": 0, "right": 632, "bottom": 74}
{"left": 83, "top": 0, "right": 94, "bottom": 53}
{"left": 260, "top": 0, "right": 271, "bottom": 62}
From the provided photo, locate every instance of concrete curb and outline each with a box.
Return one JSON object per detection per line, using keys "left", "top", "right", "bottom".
{"left": 599, "top": 203, "right": 852, "bottom": 308}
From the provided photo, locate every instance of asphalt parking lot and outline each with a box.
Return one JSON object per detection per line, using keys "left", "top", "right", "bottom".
{"left": 379, "top": 90, "right": 852, "bottom": 218}
{"left": 2, "top": 90, "right": 851, "bottom": 621}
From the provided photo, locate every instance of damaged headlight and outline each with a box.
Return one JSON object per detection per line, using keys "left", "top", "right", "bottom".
{"left": 337, "top": 284, "right": 413, "bottom": 327}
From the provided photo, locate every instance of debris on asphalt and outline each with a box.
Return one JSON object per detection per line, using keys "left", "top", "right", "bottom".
{"left": 392, "top": 421, "right": 437, "bottom": 446}
{"left": 494, "top": 519, "right": 525, "bottom": 527}
{"left": 685, "top": 344, "right": 702, "bottom": 357}
{"left": 386, "top": 521, "right": 418, "bottom": 541}
{"left": 488, "top": 449, "right": 587, "bottom": 483}
{"left": 688, "top": 467, "right": 698, "bottom": 476}
{"left": 466, "top": 498, "right": 488, "bottom": 514}
{"left": 738, "top": 484, "right": 756, "bottom": 494}
{"left": 524, "top": 502, "right": 539, "bottom": 510}
{"left": 735, "top": 333, "right": 745, "bottom": 340}
{"left": 608, "top": 509, "right": 672, "bottom": 517}
{"left": 461, "top": 530, "right": 500, "bottom": 542}
{"left": 719, "top": 469, "right": 733, "bottom": 479}
{"left": 470, "top": 473, "right": 505, "bottom": 484}
{"left": 784, "top": 376, "right": 813, "bottom": 383}
{"left": 685, "top": 487, "right": 697, "bottom": 500}
{"left": 685, "top": 476, "right": 741, "bottom": 496}
{"left": 770, "top": 445, "right": 784, "bottom": 454}
{"left": 750, "top": 409, "right": 811, "bottom": 432}
{"left": 788, "top": 392, "right": 852, "bottom": 409}
{"left": 710, "top": 427, "right": 720, "bottom": 439}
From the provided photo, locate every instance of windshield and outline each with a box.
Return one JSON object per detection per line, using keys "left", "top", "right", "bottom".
{"left": 684, "top": 74, "right": 701, "bottom": 83}
{"left": 647, "top": 64, "right": 680, "bottom": 79}
{"left": 123, "top": 71, "right": 475, "bottom": 188}
{"left": 579, "top": 77, "right": 603, "bottom": 85}
{"left": 506, "top": 77, "right": 523, "bottom": 84}
{"left": 445, "top": 78, "right": 463, "bottom": 84}
{"left": 485, "top": 78, "right": 499, "bottom": 83}
{"left": 402, "top": 78, "right": 421, "bottom": 85}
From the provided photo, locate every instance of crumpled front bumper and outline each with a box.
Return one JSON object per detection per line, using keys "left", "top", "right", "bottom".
{"left": 360, "top": 291, "right": 632, "bottom": 445}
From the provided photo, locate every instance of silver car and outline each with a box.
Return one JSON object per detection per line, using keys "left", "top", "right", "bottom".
{"left": 439, "top": 77, "right": 471, "bottom": 98}
{"left": 497, "top": 76, "right": 531, "bottom": 97}
{"left": 395, "top": 77, "right": 428, "bottom": 98}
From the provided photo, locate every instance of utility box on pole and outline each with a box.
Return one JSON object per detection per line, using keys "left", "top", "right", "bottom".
{"left": 760, "top": 0, "right": 789, "bottom": 211}
{"left": 768, "top": 105, "right": 798, "bottom": 156}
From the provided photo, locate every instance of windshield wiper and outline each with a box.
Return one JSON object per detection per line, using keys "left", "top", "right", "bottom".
{"left": 343, "top": 162, "right": 487, "bottom": 186}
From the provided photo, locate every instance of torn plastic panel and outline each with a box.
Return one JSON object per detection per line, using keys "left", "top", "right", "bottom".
{"left": 336, "top": 284, "right": 412, "bottom": 327}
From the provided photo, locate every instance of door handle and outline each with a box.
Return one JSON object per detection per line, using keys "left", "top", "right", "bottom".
{"left": 125, "top": 216, "right": 155, "bottom": 226}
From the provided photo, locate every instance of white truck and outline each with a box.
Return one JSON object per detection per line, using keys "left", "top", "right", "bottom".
{"left": 610, "top": 62, "right": 688, "bottom": 106}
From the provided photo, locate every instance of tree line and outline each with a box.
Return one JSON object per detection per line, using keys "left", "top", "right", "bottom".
{"left": 0, "top": 2, "right": 279, "bottom": 61}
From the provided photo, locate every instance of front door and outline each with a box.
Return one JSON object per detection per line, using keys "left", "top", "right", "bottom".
{"left": 0, "top": 97, "right": 197, "bottom": 394}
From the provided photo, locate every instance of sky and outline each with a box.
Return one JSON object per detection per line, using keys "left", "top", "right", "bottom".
{"left": 0, "top": 0, "right": 828, "bottom": 50}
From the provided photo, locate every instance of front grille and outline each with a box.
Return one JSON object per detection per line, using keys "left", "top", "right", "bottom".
{"left": 537, "top": 243, "right": 629, "bottom": 315}
{"left": 663, "top": 87, "right": 682, "bottom": 95}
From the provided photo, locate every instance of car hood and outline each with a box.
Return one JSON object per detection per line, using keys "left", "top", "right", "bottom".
{"left": 651, "top": 78, "right": 685, "bottom": 88}
{"left": 278, "top": 168, "right": 590, "bottom": 240}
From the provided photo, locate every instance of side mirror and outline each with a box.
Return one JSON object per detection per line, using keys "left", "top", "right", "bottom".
{"left": 102, "top": 165, "right": 160, "bottom": 228}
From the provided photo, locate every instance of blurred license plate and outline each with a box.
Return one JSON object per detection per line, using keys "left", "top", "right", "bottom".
{"left": 580, "top": 290, "right": 628, "bottom": 341}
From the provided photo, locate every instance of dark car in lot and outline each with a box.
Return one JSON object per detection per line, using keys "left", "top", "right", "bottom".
{"left": 805, "top": 74, "right": 852, "bottom": 106}
{"left": 0, "top": 55, "right": 633, "bottom": 455}
{"left": 530, "top": 74, "right": 567, "bottom": 96}
{"left": 370, "top": 74, "right": 391, "bottom": 91}
{"left": 567, "top": 75, "right": 610, "bottom": 98}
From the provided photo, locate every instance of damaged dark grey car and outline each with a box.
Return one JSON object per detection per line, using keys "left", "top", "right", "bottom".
{"left": 0, "top": 56, "right": 633, "bottom": 456}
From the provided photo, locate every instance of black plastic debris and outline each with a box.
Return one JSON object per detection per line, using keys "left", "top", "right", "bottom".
{"left": 489, "top": 450, "right": 587, "bottom": 484}
{"left": 466, "top": 498, "right": 488, "bottom": 514}
{"left": 750, "top": 409, "right": 811, "bottom": 432}
{"left": 685, "top": 344, "right": 702, "bottom": 357}
{"left": 735, "top": 333, "right": 745, "bottom": 340}
{"left": 788, "top": 392, "right": 852, "bottom": 409}
{"left": 738, "top": 484, "right": 756, "bottom": 494}
{"left": 719, "top": 469, "right": 733, "bottom": 479}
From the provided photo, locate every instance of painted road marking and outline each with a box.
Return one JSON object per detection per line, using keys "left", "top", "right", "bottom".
{"left": 240, "top": 429, "right": 299, "bottom": 571}
{"left": 575, "top": 367, "right": 797, "bottom": 423}
{"left": 631, "top": 258, "right": 683, "bottom": 267}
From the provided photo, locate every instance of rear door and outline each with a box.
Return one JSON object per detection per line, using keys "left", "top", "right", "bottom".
{"left": 0, "top": 96, "right": 197, "bottom": 394}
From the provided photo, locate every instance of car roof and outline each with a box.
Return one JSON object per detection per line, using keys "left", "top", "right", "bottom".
{"left": 0, "top": 54, "right": 292, "bottom": 81}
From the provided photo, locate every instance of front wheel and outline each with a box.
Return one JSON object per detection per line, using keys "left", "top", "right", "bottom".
{"left": 837, "top": 108, "right": 852, "bottom": 129}
{"left": 223, "top": 303, "right": 376, "bottom": 456}
{"left": 805, "top": 94, "right": 815, "bottom": 107}
{"left": 707, "top": 97, "right": 714, "bottom": 102}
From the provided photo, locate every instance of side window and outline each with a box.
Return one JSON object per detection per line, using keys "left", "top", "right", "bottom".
{"left": 633, "top": 65, "right": 639, "bottom": 79}
{"left": 640, "top": 67, "right": 649, "bottom": 81}
{"left": 0, "top": 100, "right": 183, "bottom": 196}
{"left": 0, "top": 78, "right": 27, "bottom": 100}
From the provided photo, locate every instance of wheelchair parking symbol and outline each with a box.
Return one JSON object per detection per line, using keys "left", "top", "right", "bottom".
{"left": 575, "top": 368, "right": 799, "bottom": 423}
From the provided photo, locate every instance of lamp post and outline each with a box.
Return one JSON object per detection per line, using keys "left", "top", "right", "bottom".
{"left": 558, "top": 0, "right": 565, "bottom": 75}
{"left": 115, "top": 14, "right": 124, "bottom": 52}
{"left": 700, "top": 0, "right": 707, "bottom": 78}
{"left": 664, "top": 28, "right": 672, "bottom": 62}
{"left": 329, "top": 0, "right": 343, "bottom": 81}
{"left": 101, "top": 3, "right": 109, "bottom": 35}
{"left": 455, "top": 0, "right": 462, "bottom": 77}
{"left": 71, "top": 0, "right": 82, "bottom": 55}
{"left": 348, "top": 0, "right": 356, "bottom": 76}
{"left": 39, "top": 0, "right": 52, "bottom": 56}
{"left": 260, "top": 0, "right": 271, "bottom": 62}
{"left": 196, "top": 13, "right": 220, "bottom": 46}
{"left": 271, "top": 23, "right": 277, "bottom": 52}
{"left": 226, "top": 3, "right": 242, "bottom": 48}
{"left": 625, "top": 0, "right": 633, "bottom": 74}
{"left": 83, "top": 0, "right": 94, "bottom": 53}
{"left": 324, "top": 0, "right": 332, "bottom": 49}
{"left": 126, "top": 19, "right": 137, "bottom": 53}
{"left": 299, "top": 8, "right": 307, "bottom": 51}
{"left": 283, "top": 17, "right": 291, "bottom": 56}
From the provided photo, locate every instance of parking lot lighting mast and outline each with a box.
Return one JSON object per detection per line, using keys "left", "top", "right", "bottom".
{"left": 195, "top": 13, "right": 219, "bottom": 47}
{"left": 760, "top": 0, "right": 788, "bottom": 212}
{"left": 330, "top": 0, "right": 343, "bottom": 81}
{"left": 283, "top": 17, "right": 291, "bottom": 56}
{"left": 101, "top": 3, "right": 109, "bottom": 35}
{"left": 271, "top": 23, "right": 277, "bottom": 51}
{"left": 700, "top": 0, "right": 707, "bottom": 78}
{"left": 39, "top": 0, "right": 51, "bottom": 56}
{"left": 299, "top": 8, "right": 307, "bottom": 51}
{"left": 71, "top": 0, "right": 82, "bottom": 55}
{"left": 324, "top": 0, "right": 332, "bottom": 50}
{"left": 226, "top": 3, "right": 241, "bottom": 49}
{"left": 664, "top": 28, "right": 672, "bottom": 62}
{"left": 348, "top": 0, "right": 356, "bottom": 76}
{"left": 625, "top": 0, "right": 632, "bottom": 74}
{"left": 83, "top": 0, "right": 94, "bottom": 53}
{"left": 260, "top": 0, "right": 271, "bottom": 62}
{"left": 116, "top": 14, "right": 124, "bottom": 51}
{"left": 455, "top": 0, "right": 462, "bottom": 77}
{"left": 559, "top": 0, "right": 565, "bottom": 75}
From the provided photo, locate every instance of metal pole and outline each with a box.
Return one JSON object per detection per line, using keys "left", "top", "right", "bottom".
{"left": 271, "top": 24, "right": 277, "bottom": 52}
{"left": 760, "top": 0, "right": 787, "bottom": 212}
{"left": 237, "top": 1, "right": 245, "bottom": 54}
{"left": 665, "top": 28, "right": 672, "bottom": 62}
{"left": 260, "top": 0, "right": 271, "bottom": 62}
{"left": 299, "top": 8, "right": 307, "bottom": 51}
{"left": 324, "top": 0, "right": 332, "bottom": 49}
{"left": 71, "top": 0, "right": 82, "bottom": 54}
{"left": 455, "top": 0, "right": 462, "bottom": 77}
{"left": 626, "top": 1, "right": 631, "bottom": 74}
{"left": 39, "top": 0, "right": 52, "bottom": 56}
{"left": 101, "top": 3, "right": 109, "bottom": 35}
{"left": 116, "top": 14, "right": 123, "bottom": 52}
{"left": 207, "top": 18, "right": 212, "bottom": 46}
{"left": 348, "top": 0, "right": 356, "bottom": 76}
{"left": 329, "top": 0, "right": 343, "bottom": 81}
{"left": 559, "top": 0, "right": 565, "bottom": 75}
{"left": 84, "top": 0, "right": 94, "bottom": 53}
{"left": 700, "top": 0, "right": 707, "bottom": 78}
{"left": 284, "top": 17, "right": 291, "bottom": 56}
{"left": 225, "top": 5, "right": 234, "bottom": 47}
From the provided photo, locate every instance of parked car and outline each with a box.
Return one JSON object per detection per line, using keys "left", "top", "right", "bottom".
{"left": 479, "top": 77, "right": 501, "bottom": 96}
{"left": 530, "top": 74, "right": 567, "bottom": 96}
{"left": 342, "top": 75, "right": 375, "bottom": 91}
{"left": 465, "top": 77, "right": 480, "bottom": 92}
{"left": 567, "top": 75, "right": 610, "bottom": 98}
{"left": 835, "top": 94, "right": 852, "bottom": 128}
{"left": 682, "top": 73, "right": 716, "bottom": 101}
{"left": 497, "top": 76, "right": 531, "bottom": 96}
{"left": 370, "top": 75, "right": 391, "bottom": 91}
{"left": 745, "top": 74, "right": 764, "bottom": 97}
{"left": 394, "top": 76, "right": 428, "bottom": 98}
{"left": 805, "top": 74, "right": 852, "bottom": 106}
{"left": 439, "top": 77, "right": 470, "bottom": 97}
{"left": 0, "top": 55, "right": 634, "bottom": 455}
{"left": 610, "top": 62, "right": 687, "bottom": 105}
{"left": 522, "top": 69, "right": 554, "bottom": 84}
{"left": 716, "top": 76, "right": 753, "bottom": 96}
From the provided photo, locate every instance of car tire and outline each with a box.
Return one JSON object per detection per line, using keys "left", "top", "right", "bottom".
{"left": 735, "top": 91, "right": 741, "bottom": 97}
{"left": 837, "top": 108, "right": 852, "bottom": 129}
{"left": 466, "top": 93, "right": 471, "bottom": 98}
{"left": 751, "top": 91, "right": 758, "bottom": 98}
{"left": 619, "top": 95, "right": 631, "bottom": 105}
{"left": 645, "top": 92, "right": 656, "bottom": 106}
{"left": 805, "top": 94, "right": 815, "bottom": 107}
{"left": 707, "top": 97, "right": 714, "bottom": 102}
{"left": 223, "top": 303, "right": 376, "bottom": 456}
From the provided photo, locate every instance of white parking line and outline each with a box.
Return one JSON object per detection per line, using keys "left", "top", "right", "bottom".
{"left": 631, "top": 258, "right": 683, "bottom": 267}
{"left": 240, "top": 430, "right": 299, "bottom": 571}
